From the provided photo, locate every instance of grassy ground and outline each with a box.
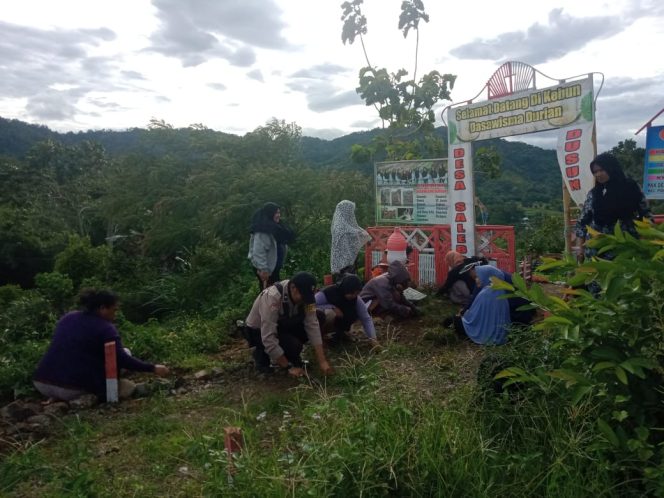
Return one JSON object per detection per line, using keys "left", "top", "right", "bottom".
{"left": 0, "top": 297, "right": 619, "bottom": 497}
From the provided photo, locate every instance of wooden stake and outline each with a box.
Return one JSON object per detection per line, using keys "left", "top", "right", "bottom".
{"left": 224, "top": 427, "right": 244, "bottom": 475}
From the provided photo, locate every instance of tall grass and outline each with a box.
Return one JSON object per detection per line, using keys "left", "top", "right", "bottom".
{"left": 188, "top": 354, "right": 618, "bottom": 497}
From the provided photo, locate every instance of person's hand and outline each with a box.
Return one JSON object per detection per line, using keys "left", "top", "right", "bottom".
{"left": 258, "top": 270, "right": 270, "bottom": 285}
{"left": 319, "top": 361, "right": 335, "bottom": 376}
{"left": 154, "top": 364, "right": 169, "bottom": 376}
{"left": 333, "top": 307, "right": 343, "bottom": 318}
{"left": 288, "top": 366, "right": 305, "bottom": 378}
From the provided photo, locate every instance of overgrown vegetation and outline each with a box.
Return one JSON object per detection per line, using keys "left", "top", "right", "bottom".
{"left": 1, "top": 77, "right": 663, "bottom": 494}
{"left": 0, "top": 119, "right": 371, "bottom": 401}
{"left": 493, "top": 220, "right": 664, "bottom": 495}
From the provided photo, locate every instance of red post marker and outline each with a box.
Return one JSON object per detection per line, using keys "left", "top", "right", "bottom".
{"left": 104, "top": 341, "right": 119, "bottom": 403}
{"left": 323, "top": 274, "right": 333, "bottom": 286}
{"left": 224, "top": 427, "right": 244, "bottom": 475}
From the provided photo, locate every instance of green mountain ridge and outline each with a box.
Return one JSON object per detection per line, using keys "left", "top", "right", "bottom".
{"left": 0, "top": 116, "right": 563, "bottom": 224}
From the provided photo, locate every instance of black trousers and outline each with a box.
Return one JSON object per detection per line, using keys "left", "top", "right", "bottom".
{"left": 245, "top": 311, "right": 325, "bottom": 368}
{"left": 453, "top": 315, "right": 466, "bottom": 337}
{"left": 254, "top": 266, "right": 281, "bottom": 290}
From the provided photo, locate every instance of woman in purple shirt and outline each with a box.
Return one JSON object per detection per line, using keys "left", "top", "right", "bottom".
{"left": 33, "top": 289, "right": 169, "bottom": 402}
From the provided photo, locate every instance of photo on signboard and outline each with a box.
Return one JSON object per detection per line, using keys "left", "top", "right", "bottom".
{"left": 397, "top": 208, "right": 413, "bottom": 221}
{"left": 402, "top": 189, "right": 414, "bottom": 205}
{"left": 381, "top": 207, "right": 397, "bottom": 219}
{"left": 391, "top": 189, "right": 402, "bottom": 206}
{"left": 380, "top": 188, "right": 391, "bottom": 205}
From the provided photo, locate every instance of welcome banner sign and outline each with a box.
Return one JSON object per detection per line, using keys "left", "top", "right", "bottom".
{"left": 448, "top": 76, "right": 594, "bottom": 144}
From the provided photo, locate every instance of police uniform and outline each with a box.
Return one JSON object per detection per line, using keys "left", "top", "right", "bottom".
{"left": 245, "top": 278, "right": 323, "bottom": 370}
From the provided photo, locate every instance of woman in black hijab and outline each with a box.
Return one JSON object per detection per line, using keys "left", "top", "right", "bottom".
{"left": 315, "top": 274, "right": 378, "bottom": 346}
{"left": 248, "top": 202, "right": 295, "bottom": 288}
{"left": 575, "top": 153, "right": 651, "bottom": 261}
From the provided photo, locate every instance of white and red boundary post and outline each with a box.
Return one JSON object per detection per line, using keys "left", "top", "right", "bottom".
{"left": 104, "top": 341, "right": 119, "bottom": 403}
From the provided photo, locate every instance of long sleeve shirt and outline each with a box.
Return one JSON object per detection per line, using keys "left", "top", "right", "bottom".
{"left": 245, "top": 280, "right": 323, "bottom": 362}
{"left": 359, "top": 274, "right": 412, "bottom": 318}
{"left": 314, "top": 291, "right": 376, "bottom": 340}
{"left": 34, "top": 311, "right": 155, "bottom": 401}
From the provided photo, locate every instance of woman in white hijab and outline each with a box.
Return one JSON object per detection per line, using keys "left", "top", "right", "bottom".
{"left": 330, "top": 200, "right": 371, "bottom": 278}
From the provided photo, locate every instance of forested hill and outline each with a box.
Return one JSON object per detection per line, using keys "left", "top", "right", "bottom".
{"left": 0, "top": 115, "right": 561, "bottom": 223}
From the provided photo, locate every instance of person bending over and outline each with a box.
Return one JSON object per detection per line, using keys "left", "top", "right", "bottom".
{"left": 360, "top": 260, "right": 417, "bottom": 318}
{"left": 455, "top": 264, "right": 535, "bottom": 327}
{"left": 244, "top": 272, "right": 334, "bottom": 377}
{"left": 452, "top": 266, "right": 512, "bottom": 345}
{"left": 437, "top": 251, "right": 487, "bottom": 306}
{"left": 33, "top": 289, "right": 169, "bottom": 402}
{"left": 315, "top": 274, "right": 378, "bottom": 347}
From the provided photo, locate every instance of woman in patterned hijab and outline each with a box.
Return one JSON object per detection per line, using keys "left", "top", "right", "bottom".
{"left": 330, "top": 200, "right": 371, "bottom": 277}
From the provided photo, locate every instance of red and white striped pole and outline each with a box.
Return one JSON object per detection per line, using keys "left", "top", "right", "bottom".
{"left": 104, "top": 341, "right": 119, "bottom": 403}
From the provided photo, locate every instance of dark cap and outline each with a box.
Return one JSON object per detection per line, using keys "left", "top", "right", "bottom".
{"left": 290, "top": 272, "right": 317, "bottom": 304}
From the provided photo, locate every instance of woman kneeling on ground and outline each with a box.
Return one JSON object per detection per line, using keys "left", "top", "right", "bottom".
{"left": 452, "top": 266, "right": 512, "bottom": 345}
{"left": 315, "top": 274, "right": 379, "bottom": 347}
{"left": 33, "top": 289, "right": 169, "bottom": 402}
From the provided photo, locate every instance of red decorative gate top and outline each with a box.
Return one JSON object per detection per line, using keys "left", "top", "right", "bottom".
{"left": 487, "top": 61, "right": 536, "bottom": 99}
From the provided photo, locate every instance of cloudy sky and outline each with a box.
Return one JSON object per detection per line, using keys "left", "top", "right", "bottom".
{"left": 0, "top": 0, "right": 662, "bottom": 151}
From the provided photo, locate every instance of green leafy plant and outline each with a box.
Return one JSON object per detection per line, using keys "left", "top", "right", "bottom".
{"left": 493, "top": 220, "right": 664, "bottom": 492}
{"left": 341, "top": 0, "right": 456, "bottom": 161}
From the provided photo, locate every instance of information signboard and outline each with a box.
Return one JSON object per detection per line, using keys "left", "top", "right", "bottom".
{"left": 375, "top": 159, "right": 449, "bottom": 225}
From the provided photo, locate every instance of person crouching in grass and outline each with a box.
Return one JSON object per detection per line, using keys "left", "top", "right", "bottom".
{"left": 33, "top": 289, "right": 169, "bottom": 402}
{"left": 244, "top": 272, "right": 334, "bottom": 377}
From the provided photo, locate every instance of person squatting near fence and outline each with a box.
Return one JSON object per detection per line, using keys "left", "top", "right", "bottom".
{"left": 450, "top": 265, "right": 512, "bottom": 345}
{"left": 443, "top": 261, "right": 535, "bottom": 331}
{"left": 248, "top": 202, "right": 296, "bottom": 290}
{"left": 330, "top": 200, "right": 371, "bottom": 280}
{"left": 360, "top": 260, "right": 418, "bottom": 318}
{"left": 244, "top": 272, "right": 334, "bottom": 377}
{"left": 437, "top": 250, "right": 487, "bottom": 306}
{"left": 315, "top": 274, "right": 379, "bottom": 347}
{"left": 575, "top": 152, "right": 651, "bottom": 262}
{"left": 33, "top": 289, "right": 169, "bottom": 402}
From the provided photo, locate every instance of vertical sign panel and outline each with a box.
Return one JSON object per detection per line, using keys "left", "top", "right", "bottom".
{"left": 644, "top": 126, "right": 664, "bottom": 199}
{"left": 447, "top": 142, "right": 476, "bottom": 255}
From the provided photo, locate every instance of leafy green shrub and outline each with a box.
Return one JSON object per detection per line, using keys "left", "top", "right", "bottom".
{"left": 0, "top": 284, "right": 23, "bottom": 306}
{"left": 0, "top": 340, "right": 48, "bottom": 400}
{"left": 517, "top": 213, "right": 565, "bottom": 258}
{"left": 54, "top": 235, "right": 110, "bottom": 288}
{"left": 495, "top": 220, "right": 664, "bottom": 493}
{"left": 34, "top": 271, "right": 74, "bottom": 313}
{"left": 0, "top": 290, "right": 56, "bottom": 399}
{"left": 118, "top": 314, "right": 228, "bottom": 366}
{"left": 0, "top": 291, "right": 56, "bottom": 343}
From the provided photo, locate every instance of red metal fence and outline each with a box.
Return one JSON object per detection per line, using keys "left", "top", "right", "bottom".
{"left": 365, "top": 225, "right": 516, "bottom": 287}
{"left": 366, "top": 217, "right": 663, "bottom": 288}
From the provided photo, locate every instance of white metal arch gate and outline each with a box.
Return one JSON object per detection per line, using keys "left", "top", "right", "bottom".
{"left": 442, "top": 61, "right": 601, "bottom": 256}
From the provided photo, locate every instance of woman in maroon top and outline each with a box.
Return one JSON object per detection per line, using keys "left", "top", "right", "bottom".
{"left": 33, "top": 289, "right": 169, "bottom": 402}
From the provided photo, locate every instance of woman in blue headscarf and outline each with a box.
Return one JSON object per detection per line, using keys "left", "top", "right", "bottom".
{"left": 455, "top": 265, "right": 511, "bottom": 345}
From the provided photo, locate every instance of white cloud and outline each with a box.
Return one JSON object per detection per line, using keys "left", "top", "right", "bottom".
{"left": 0, "top": 0, "right": 660, "bottom": 147}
